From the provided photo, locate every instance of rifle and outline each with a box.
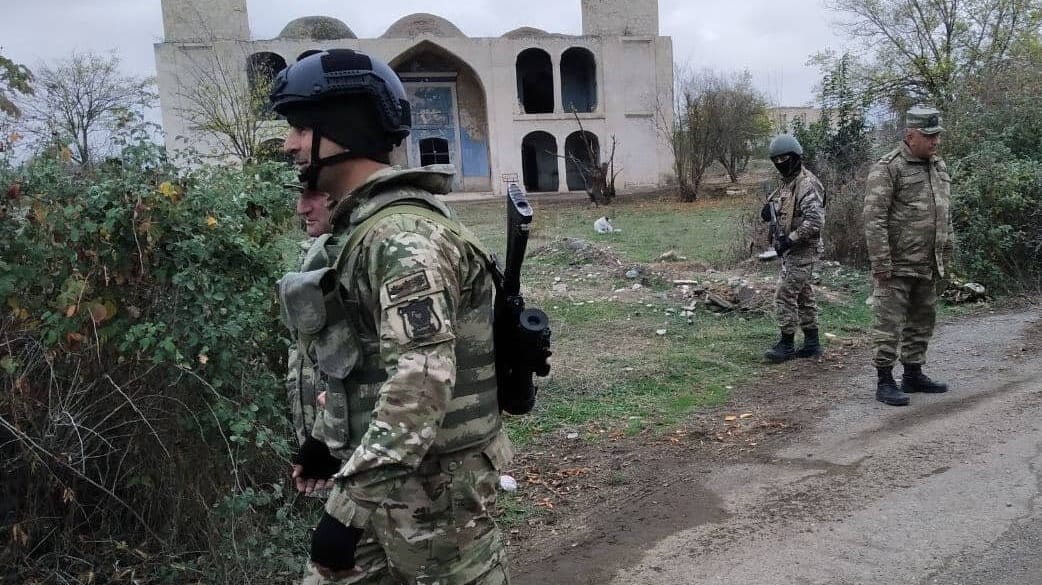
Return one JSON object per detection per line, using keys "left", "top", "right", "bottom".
{"left": 492, "top": 183, "right": 552, "bottom": 415}
{"left": 758, "top": 185, "right": 782, "bottom": 262}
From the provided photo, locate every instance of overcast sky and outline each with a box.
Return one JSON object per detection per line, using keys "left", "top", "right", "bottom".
{"left": 2, "top": 0, "right": 848, "bottom": 107}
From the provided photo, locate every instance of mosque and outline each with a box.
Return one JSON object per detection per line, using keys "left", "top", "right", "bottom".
{"left": 155, "top": 0, "right": 674, "bottom": 193}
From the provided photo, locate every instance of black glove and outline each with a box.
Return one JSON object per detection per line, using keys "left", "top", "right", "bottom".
{"left": 760, "top": 202, "right": 774, "bottom": 223}
{"left": 292, "top": 437, "right": 342, "bottom": 480}
{"left": 774, "top": 234, "right": 794, "bottom": 255}
{"left": 311, "top": 513, "right": 365, "bottom": 572}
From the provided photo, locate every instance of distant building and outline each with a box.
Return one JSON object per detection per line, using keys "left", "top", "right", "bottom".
{"left": 154, "top": 0, "right": 675, "bottom": 193}
{"left": 768, "top": 106, "right": 822, "bottom": 134}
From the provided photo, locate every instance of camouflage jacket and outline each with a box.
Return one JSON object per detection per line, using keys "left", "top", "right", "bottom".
{"left": 280, "top": 165, "right": 512, "bottom": 530}
{"left": 285, "top": 238, "right": 324, "bottom": 448}
{"left": 769, "top": 166, "right": 825, "bottom": 259}
{"left": 864, "top": 142, "right": 955, "bottom": 279}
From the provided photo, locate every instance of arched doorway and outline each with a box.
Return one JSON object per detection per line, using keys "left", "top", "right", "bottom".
{"left": 564, "top": 131, "right": 600, "bottom": 191}
{"left": 391, "top": 41, "right": 491, "bottom": 191}
{"left": 561, "top": 47, "right": 597, "bottom": 113}
{"left": 247, "top": 52, "right": 287, "bottom": 118}
{"left": 516, "top": 49, "right": 554, "bottom": 114}
{"left": 522, "top": 131, "right": 559, "bottom": 192}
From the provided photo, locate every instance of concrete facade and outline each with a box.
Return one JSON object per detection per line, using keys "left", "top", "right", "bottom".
{"left": 768, "top": 106, "right": 823, "bottom": 134}
{"left": 154, "top": 0, "right": 674, "bottom": 193}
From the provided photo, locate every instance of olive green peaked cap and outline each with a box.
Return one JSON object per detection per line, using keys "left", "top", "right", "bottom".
{"left": 907, "top": 106, "right": 944, "bottom": 135}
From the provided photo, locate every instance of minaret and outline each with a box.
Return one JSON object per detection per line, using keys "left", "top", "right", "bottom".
{"left": 581, "top": 0, "right": 659, "bottom": 36}
{"left": 161, "top": 0, "right": 250, "bottom": 42}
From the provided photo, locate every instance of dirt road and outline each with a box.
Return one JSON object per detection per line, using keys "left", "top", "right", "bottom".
{"left": 511, "top": 307, "right": 1042, "bottom": 584}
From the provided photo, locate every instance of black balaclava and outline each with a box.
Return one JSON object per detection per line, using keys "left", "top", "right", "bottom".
{"left": 285, "top": 97, "right": 394, "bottom": 191}
{"left": 774, "top": 155, "right": 803, "bottom": 180}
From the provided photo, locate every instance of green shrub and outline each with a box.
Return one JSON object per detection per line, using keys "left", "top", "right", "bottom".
{"left": 950, "top": 143, "right": 1042, "bottom": 290}
{"left": 0, "top": 139, "right": 316, "bottom": 583}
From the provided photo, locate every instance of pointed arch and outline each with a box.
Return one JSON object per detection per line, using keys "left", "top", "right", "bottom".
{"left": 389, "top": 41, "right": 491, "bottom": 191}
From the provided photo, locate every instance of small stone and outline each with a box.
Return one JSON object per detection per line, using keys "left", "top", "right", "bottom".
{"left": 567, "top": 432, "right": 580, "bottom": 440}
{"left": 625, "top": 269, "right": 641, "bottom": 279}
{"left": 656, "top": 329, "right": 667, "bottom": 336}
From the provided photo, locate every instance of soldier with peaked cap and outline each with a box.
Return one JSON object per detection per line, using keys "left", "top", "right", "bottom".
{"left": 864, "top": 106, "right": 955, "bottom": 407}
{"left": 273, "top": 48, "right": 513, "bottom": 584}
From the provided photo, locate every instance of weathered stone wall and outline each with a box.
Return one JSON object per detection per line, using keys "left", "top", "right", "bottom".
{"left": 581, "top": 0, "right": 659, "bottom": 36}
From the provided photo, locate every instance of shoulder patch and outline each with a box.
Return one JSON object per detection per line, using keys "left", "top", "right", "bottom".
{"left": 396, "top": 297, "right": 442, "bottom": 340}
{"left": 385, "top": 271, "right": 432, "bottom": 302}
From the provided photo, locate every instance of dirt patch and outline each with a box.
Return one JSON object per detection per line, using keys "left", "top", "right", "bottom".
{"left": 505, "top": 301, "right": 1023, "bottom": 584}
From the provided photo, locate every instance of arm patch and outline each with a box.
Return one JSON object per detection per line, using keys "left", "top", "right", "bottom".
{"left": 385, "top": 271, "right": 432, "bottom": 301}
{"left": 396, "top": 297, "right": 443, "bottom": 340}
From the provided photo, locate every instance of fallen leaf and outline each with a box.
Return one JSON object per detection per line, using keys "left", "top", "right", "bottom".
{"left": 740, "top": 413, "right": 753, "bottom": 419}
{"left": 158, "top": 181, "right": 178, "bottom": 198}
{"left": 724, "top": 415, "right": 738, "bottom": 422}
{"left": 198, "top": 354, "right": 209, "bottom": 365}
{"left": 206, "top": 215, "right": 218, "bottom": 228}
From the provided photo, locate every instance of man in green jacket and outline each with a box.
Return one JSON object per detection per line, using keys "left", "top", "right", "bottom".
{"left": 863, "top": 106, "right": 955, "bottom": 406}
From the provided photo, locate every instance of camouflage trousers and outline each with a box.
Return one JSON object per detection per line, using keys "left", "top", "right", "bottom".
{"left": 301, "top": 446, "right": 511, "bottom": 585}
{"left": 870, "top": 275, "right": 937, "bottom": 368}
{"left": 775, "top": 254, "right": 819, "bottom": 334}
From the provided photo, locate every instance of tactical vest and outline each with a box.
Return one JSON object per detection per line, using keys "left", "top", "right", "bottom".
{"left": 281, "top": 179, "right": 500, "bottom": 458}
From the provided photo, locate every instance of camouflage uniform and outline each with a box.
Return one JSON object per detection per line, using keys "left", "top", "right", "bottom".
{"left": 864, "top": 142, "right": 955, "bottom": 368}
{"left": 280, "top": 166, "right": 513, "bottom": 585}
{"left": 287, "top": 239, "right": 325, "bottom": 449}
{"left": 770, "top": 167, "right": 826, "bottom": 334}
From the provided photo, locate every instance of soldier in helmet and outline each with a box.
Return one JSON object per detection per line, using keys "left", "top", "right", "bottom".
{"left": 761, "top": 134, "right": 826, "bottom": 363}
{"left": 864, "top": 106, "right": 954, "bottom": 406}
{"left": 273, "top": 49, "right": 513, "bottom": 584}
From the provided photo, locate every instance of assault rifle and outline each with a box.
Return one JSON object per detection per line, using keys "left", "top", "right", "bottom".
{"left": 758, "top": 182, "right": 781, "bottom": 262}
{"left": 492, "top": 183, "right": 552, "bottom": 415}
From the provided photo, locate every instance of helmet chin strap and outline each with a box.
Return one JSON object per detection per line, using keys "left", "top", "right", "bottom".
{"left": 297, "top": 125, "right": 367, "bottom": 191}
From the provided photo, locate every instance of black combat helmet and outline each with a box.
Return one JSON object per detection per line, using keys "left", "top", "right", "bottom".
{"left": 270, "top": 49, "right": 412, "bottom": 189}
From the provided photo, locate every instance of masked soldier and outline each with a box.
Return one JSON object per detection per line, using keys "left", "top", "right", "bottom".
{"left": 864, "top": 106, "right": 954, "bottom": 406}
{"left": 761, "top": 135, "right": 826, "bottom": 362}
{"left": 273, "top": 49, "right": 513, "bottom": 584}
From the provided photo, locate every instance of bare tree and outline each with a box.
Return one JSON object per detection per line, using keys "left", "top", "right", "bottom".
{"left": 560, "top": 111, "right": 620, "bottom": 205}
{"left": 655, "top": 68, "right": 726, "bottom": 202}
{"left": 828, "top": 0, "right": 1042, "bottom": 109}
{"left": 20, "top": 52, "right": 156, "bottom": 167}
{"left": 174, "top": 41, "right": 282, "bottom": 162}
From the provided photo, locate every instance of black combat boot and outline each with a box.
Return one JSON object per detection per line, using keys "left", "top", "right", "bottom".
{"left": 875, "top": 366, "right": 910, "bottom": 406}
{"left": 901, "top": 364, "right": 949, "bottom": 393}
{"left": 764, "top": 331, "right": 796, "bottom": 363}
{"left": 796, "top": 328, "right": 824, "bottom": 358}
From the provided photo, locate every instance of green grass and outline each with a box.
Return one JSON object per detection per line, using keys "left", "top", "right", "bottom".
{"left": 451, "top": 194, "right": 879, "bottom": 449}
{"left": 453, "top": 196, "right": 744, "bottom": 266}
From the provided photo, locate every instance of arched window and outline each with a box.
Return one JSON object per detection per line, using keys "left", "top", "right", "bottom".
{"left": 521, "top": 131, "right": 559, "bottom": 192}
{"left": 247, "top": 52, "right": 287, "bottom": 117}
{"left": 297, "top": 49, "right": 322, "bottom": 62}
{"left": 561, "top": 47, "right": 597, "bottom": 113}
{"left": 515, "top": 49, "right": 554, "bottom": 114}
{"left": 419, "top": 137, "right": 450, "bottom": 166}
{"left": 564, "top": 131, "right": 600, "bottom": 191}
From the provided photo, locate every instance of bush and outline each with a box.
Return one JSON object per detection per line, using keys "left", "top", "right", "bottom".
{"left": 950, "top": 143, "right": 1042, "bottom": 290}
{"left": 0, "top": 139, "right": 317, "bottom": 583}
